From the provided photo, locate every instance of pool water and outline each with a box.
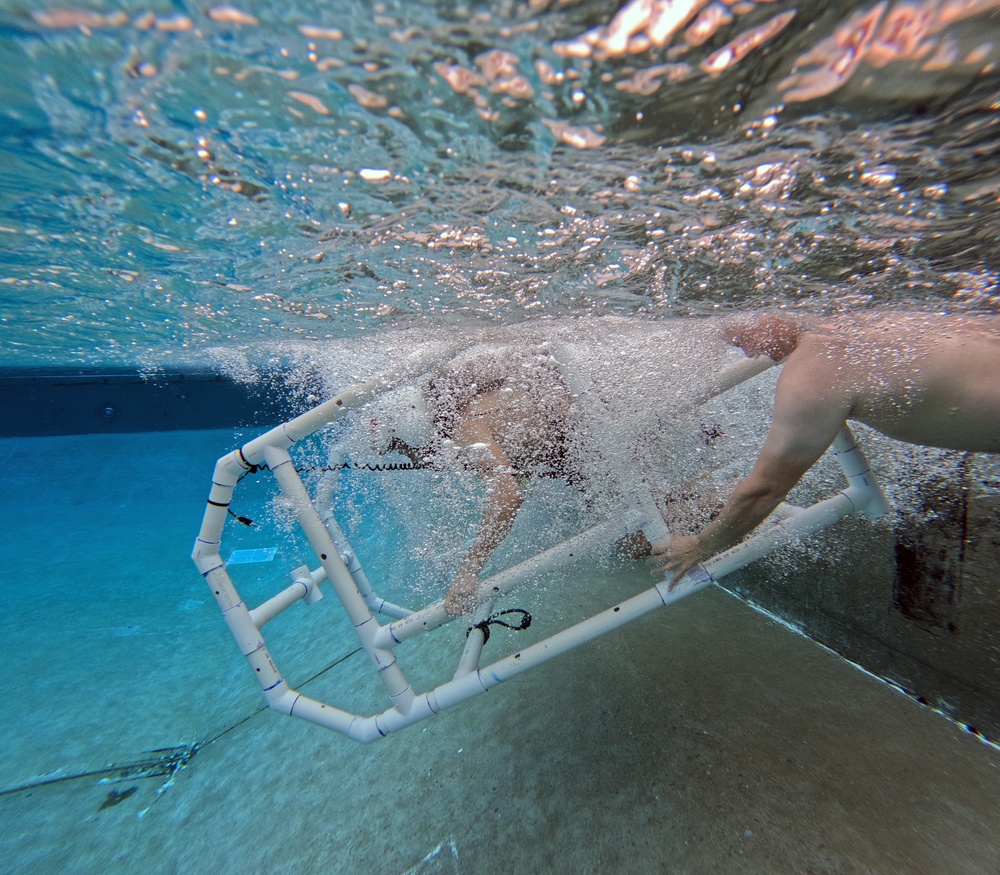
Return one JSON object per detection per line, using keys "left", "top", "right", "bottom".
{"left": 2, "top": 0, "right": 999, "bottom": 366}
{"left": 3, "top": 0, "right": 1000, "bottom": 870}
{"left": 4, "top": 427, "right": 1000, "bottom": 873}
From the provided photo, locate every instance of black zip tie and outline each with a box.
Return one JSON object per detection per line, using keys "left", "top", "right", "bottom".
{"left": 227, "top": 508, "right": 255, "bottom": 527}
{"left": 467, "top": 609, "right": 532, "bottom": 645}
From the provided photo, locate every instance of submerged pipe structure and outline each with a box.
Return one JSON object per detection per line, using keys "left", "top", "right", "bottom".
{"left": 192, "top": 347, "right": 889, "bottom": 743}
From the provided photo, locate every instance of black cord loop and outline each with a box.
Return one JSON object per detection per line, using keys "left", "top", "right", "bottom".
{"left": 466, "top": 609, "right": 532, "bottom": 645}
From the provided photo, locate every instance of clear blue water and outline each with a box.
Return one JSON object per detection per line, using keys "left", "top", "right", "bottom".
{"left": 3, "top": 2, "right": 1000, "bottom": 871}
{"left": 6, "top": 429, "right": 1000, "bottom": 874}
{"left": 1, "top": 0, "right": 999, "bottom": 366}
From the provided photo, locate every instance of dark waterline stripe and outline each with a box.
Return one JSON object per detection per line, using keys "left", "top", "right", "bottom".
{"left": 0, "top": 367, "right": 309, "bottom": 437}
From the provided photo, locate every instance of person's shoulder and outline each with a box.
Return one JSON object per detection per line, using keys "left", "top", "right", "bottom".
{"left": 790, "top": 329, "right": 842, "bottom": 361}
{"left": 780, "top": 330, "right": 847, "bottom": 384}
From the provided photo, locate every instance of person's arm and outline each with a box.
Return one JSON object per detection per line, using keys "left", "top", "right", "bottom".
{"left": 654, "top": 346, "right": 853, "bottom": 584}
{"left": 444, "top": 407, "right": 524, "bottom": 615}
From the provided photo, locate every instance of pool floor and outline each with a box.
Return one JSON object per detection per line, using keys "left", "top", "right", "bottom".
{"left": 2, "top": 430, "right": 999, "bottom": 873}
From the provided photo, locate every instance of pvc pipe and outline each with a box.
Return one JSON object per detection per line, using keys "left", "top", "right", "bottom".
{"left": 343, "top": 570, "right": 718, "bottom": 742}
{"left": 631, "top": 491, "right": 669, "bottom": 544}
{"left": 695, "top": 354, "right": 777, "bottom": 404}
{"left": 283, "top": 690, "right": 358, "bottom": 735}
{"left": 453, "top": 600, "right": 495, "bottom": 679}
{"left": 302, "top": 567, "right": 325, "bottom": 605}
{"left": 247, "top": 644, "right": 291, "bottom": 706}
{"left": 193, "top": 559, "right": 299, "bottom": 708}
{"left": 194, "top": 348, "right": 457, "bottom": 578}
{"left": 239, "top": 345, "right": 456, "bottom": 469}
{"left": 831, "top": 426, "right": 890, "bottom": 518}
{"left": 249, "top": 581, "right": 310, "bottom": 628}
{"left": 453, "top": 628, "right": 486, "bottom": 679}
{"left": 192, "top": 343, "right": 897, "bottom": 744}
{"left": 192, "top": 451, "right": 246, "bottom": 563}
{"left": 476, "top": 586, "right": 673, "bottom": 687}
{"left": 212, "top": 588, "right": 267, "bottom": 672}
{"left": 263, "top": 444, "right": 415, "bottom": 713}
{"left": 702, "top": 491, "right": 855, "bottom": 582}
{"left": 199, "top": 556, "right": 248, "bottom": 622}
{"left": 199, "top": 465, "right": 884, "bottom": 743}
{"left": 330, "top": 468, "right": 871, "bottom": 742}
{"left": 323, "top": 507, "right": 412, "bottom": 619}
{"left": 375, "top": 516, "right": 640, "bottom": 650}
{"left": 687, "top": 427, "right": 886, "bottom": 584}
{"left": 265, "top": 445, "right": 372, "bottom": 630}
{"left": 249, "top": 567, "right": 324, "bottom": 628}
{"left": 479, "top": 514, "right": 642, "bottom": 601}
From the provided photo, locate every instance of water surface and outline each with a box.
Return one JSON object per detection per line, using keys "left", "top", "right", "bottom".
{"left": 2, "top": 0, "right": 998, "bottom": 366}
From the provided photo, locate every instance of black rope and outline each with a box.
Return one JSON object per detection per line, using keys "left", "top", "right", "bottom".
{"left": 466, "top": 609, "right": 532, "bottom": 645}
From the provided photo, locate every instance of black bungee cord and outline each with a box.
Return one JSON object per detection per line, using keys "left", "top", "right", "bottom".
{"left": 466, "top": 608, "right": 532, "bottom": 644}
{"left": 226, "top": 457, "right": 428, "bottom": 526}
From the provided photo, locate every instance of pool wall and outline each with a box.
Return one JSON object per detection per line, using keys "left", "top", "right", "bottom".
{"left": 727, "top": 457, "right": 1000, "bottom": 740}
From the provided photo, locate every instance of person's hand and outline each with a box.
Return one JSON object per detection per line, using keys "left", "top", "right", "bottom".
{"left": 649, "top": 534, "right": 703, "bottom": 590}
{"left": 444, "top": 571, "right": 480, "bottom": 616}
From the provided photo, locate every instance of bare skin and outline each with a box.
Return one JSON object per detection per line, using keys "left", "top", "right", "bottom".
{"left": 443, "top": 389, "right": 526, "bottom": 615}
{"left": 444, "top": 385, "right": 572, "bottom": 615}
{"left": 653, "top": 313, "right": 1000, "bottom": 584}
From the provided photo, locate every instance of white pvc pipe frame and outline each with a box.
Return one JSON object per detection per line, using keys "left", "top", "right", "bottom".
{"left": 192, "top": 352, "right": 890, "bottom": 743}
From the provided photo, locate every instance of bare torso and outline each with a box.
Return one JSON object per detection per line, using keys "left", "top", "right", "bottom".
{"left": 789, "top": 316, "right": 1000, "bottom": 453}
